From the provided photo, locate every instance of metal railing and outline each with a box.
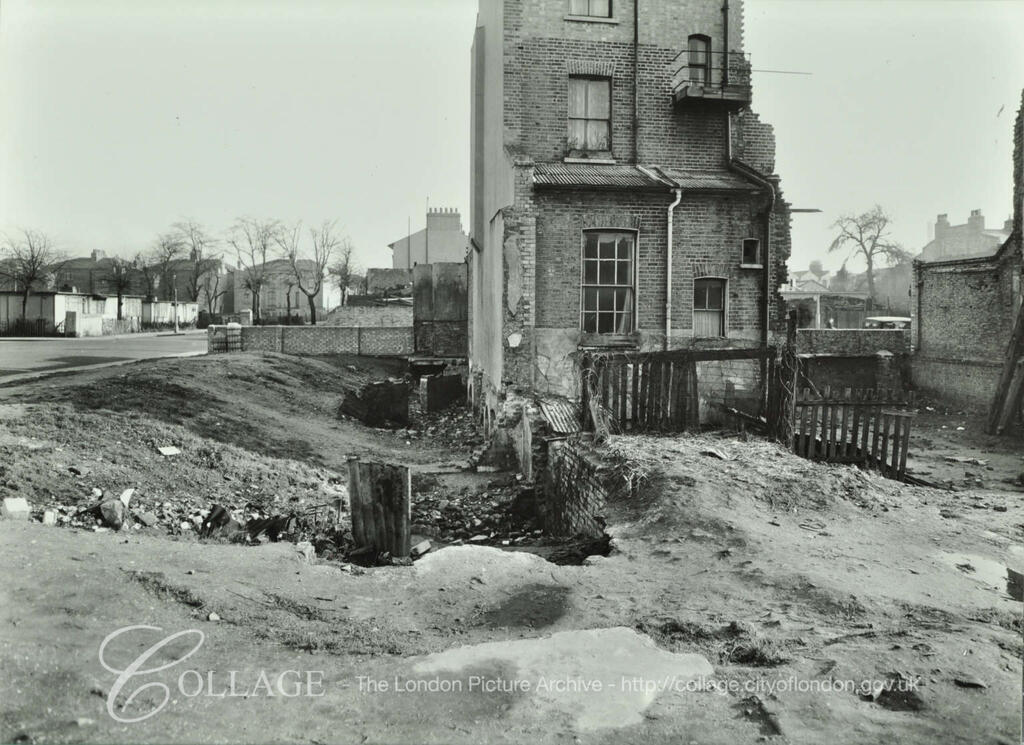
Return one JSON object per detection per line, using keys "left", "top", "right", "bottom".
{"left": 669, "top": 49, "right": 752, "bottom": 94}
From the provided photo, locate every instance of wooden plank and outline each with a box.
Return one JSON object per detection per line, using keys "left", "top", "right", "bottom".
{"left": 347, "top": 456, "right": 365, "bottom": 547}
{"left": 889, "top": 415, "right": 902, "bottom": 478}
{"left": 686, "top": 360, "right": 700, "bottom": 430}
{"left": 996, "top": 359, "right": 1024, "bottom": 434}
{"left": 850, "top": 394, "right": 862, "bottom": 457}
{"left": 619, "top": 362, "right": 628, "bottom": 429}
{"left": 870, "top": 408, "right": 882, "bottom": 465}
{"left": 626, "top": 360, "right": 634, "bottom": 427}
{"left": 638, "top": 361, "right": 649, "bottom": 429}
{"left": 839, "top": 403, "right": 850, "bottom": 458}
{"left": 879, "top": 413, "right": 892, "bottom": 474}
{"left": 860, "top": 400, "right": 873, "bottom": 463}
{"left": 580, "top": 355, "right": 592, "bottom": 431}
{"left": 898, "top": 414, "right": 912, "bottom": 480}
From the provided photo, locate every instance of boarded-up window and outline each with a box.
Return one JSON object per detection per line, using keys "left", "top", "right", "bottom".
{"left": 569, "top": 0, "right": 611, "bottom": 17}
{"left": 694, "top": 278, "right": 726, "bottom": 337}
{"left": 581, "top": 231, "right": 634, "bottom": 333}
{"left": 688, "top": 35, "right": 711, "bottom": 85}
{"left": 568, "top": 77, "right": 611, "bottom": 153}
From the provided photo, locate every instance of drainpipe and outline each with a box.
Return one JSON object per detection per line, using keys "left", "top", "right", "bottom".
{"left": 722, "top": 0, "right": 729, "bottom": 87}
{"left": 633, "top": 0, "right": 640, "bottom": 164}
{"left": 664, "top": 188, "right": 683, "bottom": 350}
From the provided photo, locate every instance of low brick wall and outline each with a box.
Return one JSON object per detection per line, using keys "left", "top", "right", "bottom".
{"left": 541, "top": 436, "right": 621, "bottom": 538}
{"left": 324, "top": 305, "right": 412, "bottom": 327}
{"left": 910, "top": 357, "right": 1002, "bottom": 411}
{"left": 796, "top": 329, "right": 910, "bottom": 356}
{"left": 207, "top": 325, "right": 414, "bottom": 357}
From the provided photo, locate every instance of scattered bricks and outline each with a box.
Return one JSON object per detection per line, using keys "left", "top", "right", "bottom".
{"left": 1, "top": 497, "right": 30, "bottom": 520}
{"left": 425, "top": 374, "right": 465, "bottom": 413}
{"left": 157, "top": 446, "right": 181, "bottom": 457}
{"left": 410, "top": 539, "right": 432, "bottom": 558}
{"left": 135, "top": 511, "right": 159, "bottom": 527}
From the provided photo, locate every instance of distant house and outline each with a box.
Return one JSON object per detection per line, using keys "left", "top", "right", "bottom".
{"left": 388, "top": 208, "right": 469, "bottom": 269}
{"left": 918, "top": 209, "right": 1012, "bottom": 262}
{"left": 228, "top": 258, "right": 338, "bottom": 321}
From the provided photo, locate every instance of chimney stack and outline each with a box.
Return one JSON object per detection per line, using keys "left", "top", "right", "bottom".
{"left": 967, "top": 209, "right": 985, "bottom": 233}
{"left": 935, "top": 213, "right": 950, "bottom": 238}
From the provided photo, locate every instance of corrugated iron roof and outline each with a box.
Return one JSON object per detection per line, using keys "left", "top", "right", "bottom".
{"left": 537, "top": 397, "right": 582, "bottom": 435}
{"left": 533, "top": 163, "right": 670, "bottom": 190}
{"left": 656, "top": 168, "right": 761, "bottom": 192}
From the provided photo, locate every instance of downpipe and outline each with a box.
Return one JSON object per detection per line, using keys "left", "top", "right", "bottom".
{"left": 664, "top": 188, "right": 683, "bottom": 350}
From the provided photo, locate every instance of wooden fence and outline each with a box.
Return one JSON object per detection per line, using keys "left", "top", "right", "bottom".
{"left": 346, "top": 457, "right": 411, "bottom": 558}
{"left": 791, "top": 387, "right": 915, "bottom": 480}
{"left": 579, "top": 347, "right": 775, "bottom": 435}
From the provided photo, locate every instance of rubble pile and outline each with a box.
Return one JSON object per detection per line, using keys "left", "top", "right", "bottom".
{"left": 411, "top": 473, "right": 541, "bottom": 546}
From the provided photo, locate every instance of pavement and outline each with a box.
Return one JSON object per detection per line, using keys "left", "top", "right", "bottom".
{"left": 0, "top": 330, "right": 208, "bottom": 383}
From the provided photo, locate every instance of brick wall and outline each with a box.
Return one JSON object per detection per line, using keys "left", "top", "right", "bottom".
{"left": 209, "top": 325, "right": 413, "bottom": 357}
{"left": 797, "top": 329, "right": 910, "bottom": 357}
{"left": 541, "top": 436, "right": 620, "bottom": 538}
{"left": 323, "top": 305, "right": 413, "bottom": 327}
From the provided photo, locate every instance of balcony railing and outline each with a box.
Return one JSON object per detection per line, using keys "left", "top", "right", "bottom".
{"left": 669, "top": 50, "right": 752, "bottom": 110}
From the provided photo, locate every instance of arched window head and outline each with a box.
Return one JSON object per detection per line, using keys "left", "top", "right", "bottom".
{"left": 687, "top": 35, "right": 711, "bottom": 85}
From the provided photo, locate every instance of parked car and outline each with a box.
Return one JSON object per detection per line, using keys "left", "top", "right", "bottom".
{"left": 863, "top": 316, "right": 911, "bottom": 330}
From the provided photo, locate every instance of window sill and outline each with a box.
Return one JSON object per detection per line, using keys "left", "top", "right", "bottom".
{"left": 578, "top": 332, "right": 640, "bottom": 349}
{"left": 564, "top": 14, "right": 619, "bottom": 24}
{"left": 739, "top": 264, "right": 763, "bottom": 269}
{"left": 564, "top": 156, "right": 617, "bottom": 165}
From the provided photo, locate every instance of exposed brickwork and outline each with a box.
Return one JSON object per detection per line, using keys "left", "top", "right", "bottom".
{"left": 324, "top": 305, "right": 413, "bottom": 327}
{"left": 797, "top": 329, "right": 910, "bottom": 357}
{"left": 212, "top": 325, "right": 413, "bottom": 357}
{"left": 541, "top": 436, "right": 618, "bottom": 538}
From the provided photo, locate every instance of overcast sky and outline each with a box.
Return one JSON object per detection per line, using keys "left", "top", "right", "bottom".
{"left": 1, "top": 0, "right": 1022, "bottom": 275}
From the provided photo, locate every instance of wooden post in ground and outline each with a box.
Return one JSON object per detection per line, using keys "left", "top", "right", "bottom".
{"left": 347, "top": 457, "right": 411, "bottom": 558}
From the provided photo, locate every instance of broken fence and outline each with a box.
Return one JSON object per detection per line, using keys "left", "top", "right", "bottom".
{"left": 791, "top": 387, "right": 915, "bottom": 481}
{"left": 579, "top": 347, "right": 775, "bottom": 435}
{"left": 346, "top": 457, "right": 411, "bottom": 558}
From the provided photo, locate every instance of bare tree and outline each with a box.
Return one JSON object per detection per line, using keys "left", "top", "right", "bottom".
{"left": 277, "top": 220, "right": 343, "bottom": 325}
{"left": 150, "top": 232, "right": 185, "bottom": 301}
{"left": 105, "top": 257, "right": 135, "bottom": 320}
{"left": 0, "top": 229, "right": 65, "bottom": 320}
{"left": 828, "top": 205, "right": 911, "bottom": 304}
{"left": 228, "top": 217, "right": 279, "bottom": 324}
{"left": 327, "top": 238, "right": 358, "bottom": 308}
{"left": 200, "top": 270, "right": 227, "bottom": 317}
{"left": 173, "top": 220, "right": 220, "bottom": 303}
{"left": 134, "top": 252, "right": 160, "bottom": 300}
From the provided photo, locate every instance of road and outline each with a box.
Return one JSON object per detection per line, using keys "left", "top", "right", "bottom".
{"left": 0, "top": 331, "right": 207, "bottom": 381}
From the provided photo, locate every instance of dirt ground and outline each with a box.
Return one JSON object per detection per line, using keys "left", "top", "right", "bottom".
{"left": 0, "top": 353, "right": 1021, "bottom": 744}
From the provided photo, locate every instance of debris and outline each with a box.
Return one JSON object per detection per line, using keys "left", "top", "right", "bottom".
{"left": 90, "top": 487, "right": 103, "bottom": 499}
{"left": 180, "top": 521, "right": 192, "bottom": 532}
{"left": 953, "top": 675, "right": 988, "bottom": 689}
{"left": 944, "top": 456, "right": 988, "bottom": 466}
{"left": 700, "top": 448, "right": 733, "bottom": 461}
{"left": 72, "top": 718, "right": 95, "bottom": 727}
{"left": 157, "top": 446, "right": 181, "bottom": 457}
{"left": 98, "top": 500, "right": 125, "bottom": 530}
{"left": 338, "top": 380, "right": 410, "bottom": 427}
{"left": 207, "top": 612, "right": 221, "bottom": 622}
{"left": 295, "top": 541, "right": 316, "bottom": 563}
{"left": 410, "top": 539, "right": 432, "bottom": 558}
{"left": 135, "top": 511, "right": 158, "bottom": 527}
{"left": 1, "top": 497, "right": 30, "bottom": 521}
{"left": 476, "top": 465, "right": 500, "bottom": 473}
{"left": 119, "top": 488, "right": 135, "bottom": 508}
{"left": 41, "top": 510, "right": 57, "bottom": 526}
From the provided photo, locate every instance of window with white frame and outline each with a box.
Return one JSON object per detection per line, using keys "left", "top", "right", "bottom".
{"left": 568, "top": 77, "right": 611, "bottom": 154}
{"left": 693, "top": 277, "right": 726, "bottom": 337}
{"left": 569, "top": 0, "right": 611, "bottom": 17}
{"left": 581, "top": 230, "right": 635, "bottom": 334}
{"left": 742, "top": 238, "right": 761, "bottom": 266}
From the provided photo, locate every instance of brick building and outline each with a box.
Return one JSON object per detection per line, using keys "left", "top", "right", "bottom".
{"left": 468, "top": 0, "right": 791, "bottom": 414}
{"left": 910, "top": 90, "right": 1024, "bottom": 408}
{"left": 388, "top": 208, "right": 470, "bottom": 269}
{"left": 918, "top": 209, "right": 1012, "bottom": 262}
